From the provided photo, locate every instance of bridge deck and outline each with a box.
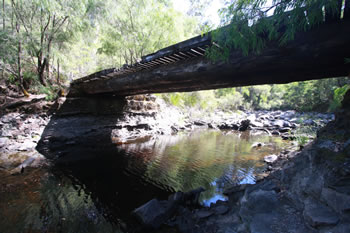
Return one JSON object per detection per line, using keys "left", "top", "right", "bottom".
{"left": 72, "top": 33, "right": 213, "bottom": 85}
{"left": 71, "top": 17, "right": 350, "bottom": 97}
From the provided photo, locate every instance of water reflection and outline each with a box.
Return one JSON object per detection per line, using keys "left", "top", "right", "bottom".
{"left": 118, "top": 129, "right": 287, "bottom": 206}
{"left": 0, "top": 168, "right": 122, "bottom": 233}
{"left": 0, "top": 129, "right": 289, "bottom": 232}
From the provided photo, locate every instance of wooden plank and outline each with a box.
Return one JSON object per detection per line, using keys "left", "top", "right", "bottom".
{"left": 138, "top": 63, "right": 151, "bottom": 69}
{"left": 141, "top": 33, "right": 211, "bottom": 62}
{"left": 162, "top": 56, "right": 177, "bottom": 62}
{"left": 148, "top": 60, "right": 162, "bottom": 66}
{"left": 178, "top": 52, "right": 191, "bottom": 58}
{"left": 196, "top": 47, "right": 207, "bottom": 53}
{"left": 173, "top": 53, "right": 188, "bottom": 60}
{"left": 159, "top": 57, "right": 173, "bottom": 64}
{"left": 168, "top": 55, "right": 181, "bottom": 62}
{"left": 191, "top": 48, "right": 205, "bottom": 56}
{"left": 185, "top": 51, "right": 199, "bottom": 57}
{"left": 154, "top": 58, "right": 168, "bottom": 65}
{"left": 143, "top": 62, "right": 158, "bottom": 68}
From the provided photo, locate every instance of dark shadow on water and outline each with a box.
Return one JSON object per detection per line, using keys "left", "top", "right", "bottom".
{"left": 32, "top": 95, "right": 291, "bottom": 233}
{"left": 35, "top": 95, "right": 172, "bottom": 232}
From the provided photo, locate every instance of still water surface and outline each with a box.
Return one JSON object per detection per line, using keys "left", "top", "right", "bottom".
{"left": 0, "top": 130, "right": 289, "bottom": 232}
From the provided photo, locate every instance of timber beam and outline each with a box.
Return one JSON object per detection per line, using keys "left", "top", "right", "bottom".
{"left": 70, "top": 18, "right": 350, "bottom": 97}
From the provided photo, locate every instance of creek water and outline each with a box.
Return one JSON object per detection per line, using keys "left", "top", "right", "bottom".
{"left": 0, "top": 130, "right": 290, "bottom": 233}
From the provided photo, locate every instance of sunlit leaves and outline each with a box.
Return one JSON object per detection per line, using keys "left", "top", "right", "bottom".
{"left": 97, "top": 0, "right": 196, "bottom": 66}
{"left": 210, "top": 0, "right": 345, "bottom": 60}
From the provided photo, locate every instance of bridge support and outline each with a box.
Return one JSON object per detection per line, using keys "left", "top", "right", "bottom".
{"left": 37, "top": 96, "right": 127, "bottom": 162}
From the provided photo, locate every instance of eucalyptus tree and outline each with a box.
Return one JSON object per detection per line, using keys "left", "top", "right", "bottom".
{"left": 98, "top": 0, "right": 197, "bottom": 67}
{"left": 5, "top": 0, "right": 105, "bottom": 88}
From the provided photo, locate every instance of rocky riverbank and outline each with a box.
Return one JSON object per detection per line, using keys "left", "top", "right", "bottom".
{"left": 130, "top": 92, "right": 350, "bottom": 233}
{"left": 111, "top": 94, "right": 334, "bottom": 145}
{"left": 0, "top": 112, "right": 50, "bottom": 174}
{"left": 1, "top": 94, "right": 334, "bottom": 172}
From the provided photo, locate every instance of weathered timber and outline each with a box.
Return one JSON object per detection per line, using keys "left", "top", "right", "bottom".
{"left": 70, "top": 19, "right": 350, "bottom": 97}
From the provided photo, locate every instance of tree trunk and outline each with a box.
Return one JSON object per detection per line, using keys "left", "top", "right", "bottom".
{"left": 37, "top": 56, "right": 47, "bottom": 86}
{"left": 2, "top": 0, "right": 5, "bottom": 30}
{"left": 1, "top": 0, "right": 4, "bottom": 81}
{"left": 57, "top": 59, "right": 60, "bottom": 86}
{"left": 45, "top": 39, "right": 53, "bottom": 84}
{"left": 16, "top": 21, "right": 28, "bottom": 97}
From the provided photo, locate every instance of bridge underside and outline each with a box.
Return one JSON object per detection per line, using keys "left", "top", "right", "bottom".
{"left": 70, "top": 19, "right": 350, "bottom": 97}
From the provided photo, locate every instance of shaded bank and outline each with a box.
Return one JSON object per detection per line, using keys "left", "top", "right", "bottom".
{"left": 142, "top": 91, "right": 350, "bottom": 233}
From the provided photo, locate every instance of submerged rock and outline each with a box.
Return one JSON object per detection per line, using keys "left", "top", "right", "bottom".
{"left": 264, "top": 154, "right": 278, "bottom": 163}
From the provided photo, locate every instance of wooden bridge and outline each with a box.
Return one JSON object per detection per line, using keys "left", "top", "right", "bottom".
{"left": 70, "top": 10, "right": 350, "bottom": 97}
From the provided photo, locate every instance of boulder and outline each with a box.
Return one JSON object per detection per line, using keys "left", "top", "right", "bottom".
{"left": 193, "top": 120, "right": 206, "bottom": 126}
{"left": 194, "top": 209, "right": 214, "bottom": 219}
{"left": 0, "top": 137, "right": 9, "bottom": 148}
{"left": 133, "top": 198, "right": 176, "bottom": 229}
{"left": 321, "top": 188, "right": 350, "bottom": 213}
{"left": 303, "top": 197, "right": 339, "bottom": 227}
{"left": 317, "top": 140, "right": 337, "bottom": 152}
{"left": 168, "top": 191, "right": 185, "bottom": 203}
{"left": 273, "top": 120, "right": 285, "bottom": 128}
{"left": 303, "top": 119, "right": 316, "bottom": 126}
{"left": 264, "top": 154, "right": 278, "bottom": 163}
{"left": 240, "top": 189, "right": 279, "bottom": 216}
{"left": 279, "top": 127, "right": 291, "bottom": 133}
{"left": 251, "top": 142, "right": 263, "bottom": 148}
{"left": 239, "top": 119, "right": 250, "bottom": 131}
{"left": 271, "top": 130, "right": 280, "bottom": 136}
{"left": 223, "top": 184, "right": 252, "bottom": 195}
{"left": 249, "top": 213, "right": 277, "bottom": 233}
{"left": 218, "top": 123, "right": 239, "bottom": 130}
{"left": 184, "top": 187, "right": 205, "bottom": 206}
{"left": 250, "top": 121, "right": 264, "bottom": 128}
{"left": 214, "top": 205, "right": 230, "bottom": 215}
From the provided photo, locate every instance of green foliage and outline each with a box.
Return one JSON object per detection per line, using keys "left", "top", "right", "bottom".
{"left": 7, "top": 75, "right": 18, "bottom": 84}
{"left": 0, "top": 0, "right": 199, "bottom": 96}
{"left": 38, "top": 85, "right": 58, "bottom": 101}
{"left": 296, "top": 135, "right": 309, "bottom": 147}
{"left": 209, "top": 0, "right": 345, "bottom": 60}
{"left": 160, "top": 91, "right": 218, "bottom": 110}
{"left": 97, "top": 0, "right": 196, "bottom": 67}
{"left": 329, "top": 84, "right": 350, "bottom": 111}
{"left": 294, "top": 125, "right": 317, "bottom": 147}
{"left": 161, "top": 77, "right": 350, "bottom": 112}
